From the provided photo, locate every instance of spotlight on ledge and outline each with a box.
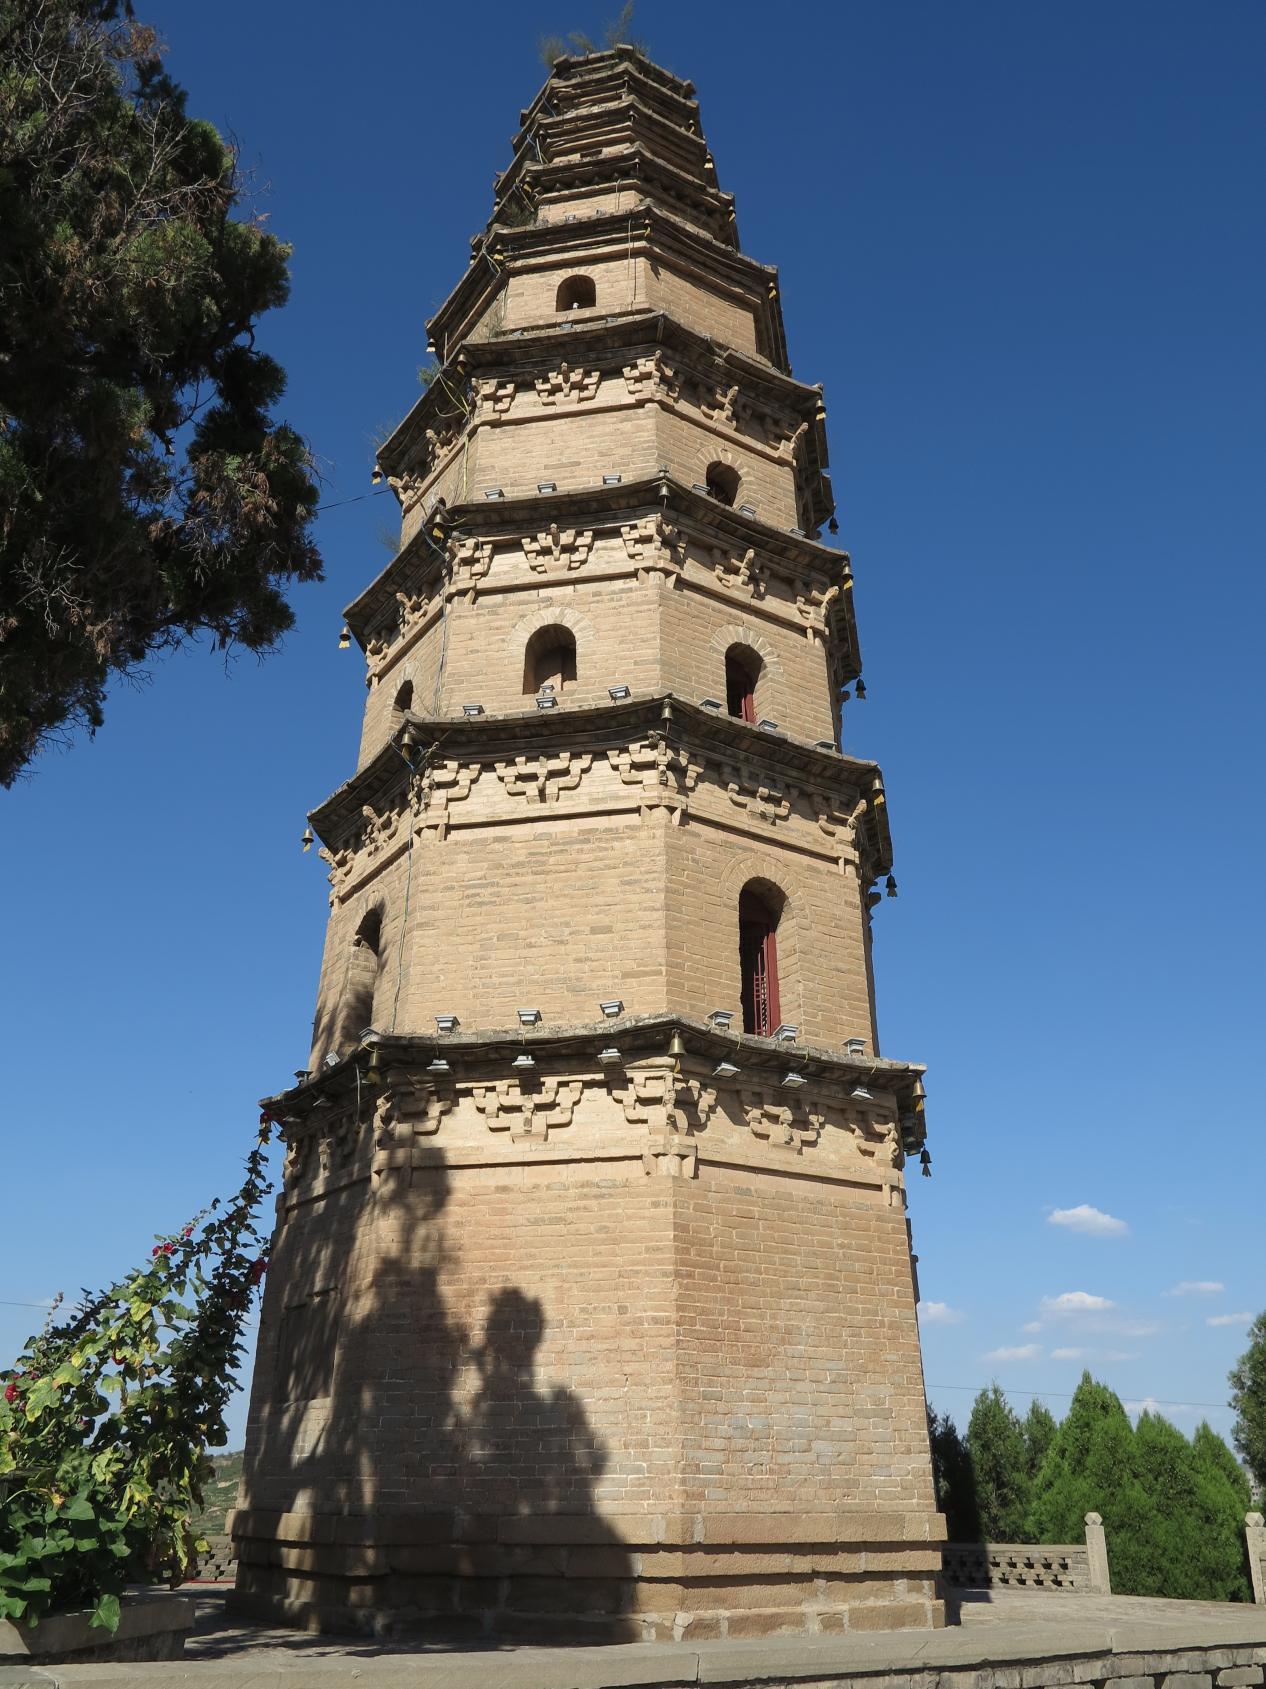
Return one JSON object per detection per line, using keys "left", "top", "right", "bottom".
{"left": 435, "top": 1015, "right": 460, "bottom": 1034}
{"left": 757, "top": 717, "right": 781, "bottom": 732}
{"left": 602, "top": 472, "right": 622, "bottom": 486}
{"left": 512, "top": 1052, "right": 536, "bottom": 1071}
{"left": 708, "top": 1008, "right": 734, "bottom": 1030}
{"left": 701, "top": 697, "right": 722, "bottom": 711}
{"left": 537, "top": 481, "right": 557, "bottom": 494}
{"left": 517, "top": 1008, "right": 542, "bottom": 1027}
{"left": 814, "top": 739, "right": 836, "bottom": 752}
{"left": 789, "top": 525, "right": 806, "bottom": 537}
{"left": 608, "top": 684, "right": 630, "bottom": 701}
{"left": 293, "top": 1069, "right": 311, "bottom": 1083}
{"left": 713, "top": 1059, "right": 740, "bottom": 1079}
{"left": 851, "top": 1085, "right": 874, "bottom": 1101}
{"left": 536, "top": 695, "right": 558, "bottom": 711}
{"left": 600, "top": 1000, "right": 624, "bottom": 1019}
{"left": 738, "top": 502, "right": 756, "bottom": 517}
{"left": 427, "top": 1056, "right": 451, "bottom": 1075}
{"left": 773, "top": 1023, "right": 799, "bottom": 1043}
{"left": 596, "top": 1046, "right": 622, "bottom": 1066}
{"left": 844, "top": 1037, "right": 866, "bottom": 1058}
{"left": 483, "top": 487, "right": 504, "bottom": 500}
{"left": 461, "top": 703, "right": 485, "bottom": 717}
{"left": 781, "top": 1070, "right": 807, "bottom": 1089}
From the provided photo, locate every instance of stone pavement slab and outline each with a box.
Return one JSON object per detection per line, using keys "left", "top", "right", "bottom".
{"left": 23, "top": 1592, "right": 1266, "bottom": 1689}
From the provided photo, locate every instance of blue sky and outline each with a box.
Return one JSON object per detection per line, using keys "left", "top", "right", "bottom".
{"left": 2, "top": 1, "right": 1262, "bottom": 1453}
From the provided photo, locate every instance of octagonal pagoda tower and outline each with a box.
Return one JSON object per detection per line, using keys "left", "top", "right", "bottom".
{"left": 233, "top": 47, "right": 943, "bottom": 1640}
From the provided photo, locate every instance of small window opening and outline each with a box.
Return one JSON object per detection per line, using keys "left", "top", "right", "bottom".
{"left": 705, "top": 462, "right": 740, "bottom": 506}
{"left": 392, "top": 679, "right": 413, "bottom": 716}
{"left": 739, "top": 886, "right": 782, "bottom": 1038}
{"left": 556, "top": 275, "right": 596, "bottom": 312}
{"left": 725, "top": 645, "right": 761, "bottom": 724}
{"left": 524, "top": 624, "right": 577, "bottom": 694}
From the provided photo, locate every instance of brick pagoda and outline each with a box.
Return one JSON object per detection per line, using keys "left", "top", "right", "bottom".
{"left": 232, "top": 45, "right": 944, "bottom": 1640}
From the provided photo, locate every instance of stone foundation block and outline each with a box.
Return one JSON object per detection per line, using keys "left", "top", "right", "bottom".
{"left": 1217, "top": 1672, "right": 1265, "bottom": 1687}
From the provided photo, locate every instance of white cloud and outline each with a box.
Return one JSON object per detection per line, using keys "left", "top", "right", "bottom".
{"left": 1048, "top": 1204, "right": 1128, "bottom": 1238}
{"left": 1125, "top": 1398, "right": 1202, "bottom": 1420}
{"left": 1165, "top": 1281, "right": 1225, "bottom": 1297}
{"left": 1041, "top": 1291, "right": 1116, "bottom": 1314}
{"left": 1021, "top": 1320, "right": 1043, "bottom": 1334}
{"left": 1207, "top": 1312, "right": 1253, "bottom": 1328}
{"left": 983, "top": 1344, "right": 1042, "bottom": 1362}
{"left": 1051, "top": 1346, "right": 1088, "bottom": 1360}
{"left": 1102, "top": 1350, "right": 1141, "bottom": 1363}
{"left": 918, "top": 1301, "right": 965, "bottom": 1326}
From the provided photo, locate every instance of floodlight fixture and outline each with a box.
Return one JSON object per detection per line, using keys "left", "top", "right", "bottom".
{"left": 483, "top": 487, "right": 505, "bottom": 500}
{"left": 537, "top": 480, "right": 557, "bottom": 494}
{"left": 781, "top": 1070, "right": 807, "bottom": 1089}
{"left": 322, "top": 1051, "right": 341, "bottom": 1069}
{"left": 512, "top": 1052, "right": 537, "bottom": 1071}
{"left": 600, "top": 1000, "right": 624, "bottom": 1019}
{"left": 773, "top": 1023, "right": 799, "bottom": 1043}
{"left": 293, "top": 1069, "right": 311, "bottom": 1083}
{"left": 536, "top": 695, "right": 558, "bottom": 710}
{"left": 517, "top": 1008, "right": 542, "bottom": 1027}
{"left": 692, "top": 483, "right": 709, "bottom": 495}
{"left": 708, "top": 1008, "right": 734, "bottom": 1030}
{"left": 462, "top": 703, "right": 485, "bottom": 717}
{"left": 701, "top": 697, "right": 722, "bottom": 711}
{"left": 713, "top": 1059, "right": 740, "bottom": 1079}
{"left": 608, "top": 684, "right": 630, "bottom": 701}
{"left": 757, "top": 718, "right": 781, "bottom": 733}
{"left": 814, "top": 739, "right": 836, "bottom": 752}
{"left": 851, "top": 1085, "right": 874, "bottom": 1101}
{"left": 602, "top": 472, "right": 622, "bottom": 486}
{"left": 738, "top": 502, "right": 757, "bottom": 517}
{"left": 789, "top": 525, "right": 806, "bottom": 537}
{"left": 596, "top": 1046, "right": 622, "bottom": 1066}
{"left": 844, "top": 1037, "right": 866, "bottom": 1058}
{"left": 427, "top": 1056, "right": 451, "bottom": 1075}
{"left": 435, "top": 1015, "right": 460, "bottom": 1034}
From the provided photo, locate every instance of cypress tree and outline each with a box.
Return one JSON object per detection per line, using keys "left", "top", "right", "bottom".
{"left": 1188, "top": 1421, "right": 1252, "bottom": 1602}
{"left": 928, "top": 1408, "right": 981, "bottom": 1541}
{"left": 1132, "top": 1411, "right": 1201, "bottom": 1596}
{"left": 1022, "top": 1398, "right": 1058, "bottom": 1530}
{"left": 967, "top": 1385, "right": 1031, "bottom": 1540}
{"left": 1029, "top": 1372, "right": 1152, "bottom": 1590}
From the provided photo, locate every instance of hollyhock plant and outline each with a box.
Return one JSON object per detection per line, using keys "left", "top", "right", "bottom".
{"left": 0, "top": 1127, "right": 272, "bottom": 1632}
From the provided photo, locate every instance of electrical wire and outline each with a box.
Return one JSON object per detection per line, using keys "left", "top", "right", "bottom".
{"left": 928, "top": 1382, "right": 1233, "bottom": 1411}
{"left": 316, "top": 488, "right": 390, "bottom": 514}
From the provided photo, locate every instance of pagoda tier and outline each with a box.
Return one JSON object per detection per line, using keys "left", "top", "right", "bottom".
{"left": 231, "top": 44, "right": 943, "bottom": 1641}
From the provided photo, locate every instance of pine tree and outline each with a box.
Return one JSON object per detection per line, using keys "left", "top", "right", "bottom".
{"left": 0, "top": 0, "right": 321, "bottom": 784}
{"left": 966, "top": 1385, "right": 1031, "bottom": 1540}
{"left": 1132, "top": 1411, "right": 1201, "bottom": 1596}
{"left": 928, "top": 1408, "right": 981, "bottom": 1541}
{"left": 1229, "top": 1311, "right": 1266, "bottom": 1501}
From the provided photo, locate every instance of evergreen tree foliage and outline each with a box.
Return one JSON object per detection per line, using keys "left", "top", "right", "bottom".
{"left": 966, "top": 1385, "right": 1032, "bottom": 1540}
{"left": 1131, "top": 1410, "right": 1203, "bottom": 1596}
{"left": 1188, "top": 1420, "right": 1252, "bottom": 1603}
{"left": 0, "top": 0, "right": 321, "bottom": 784}
{"left": 928, "top": 1408, "right": 980, "bottom": 1541}
{"left": 1029, "top": 1372, "right": 1153, "bottom": 1587}
{"left": 1229, "top": 1311, "right": 1266, "bottom": 1499}
{"left": 1023, "top": 1398, "right": 1058, "bottom": 1497}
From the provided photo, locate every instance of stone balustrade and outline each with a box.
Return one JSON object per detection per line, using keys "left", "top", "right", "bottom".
{"left": 943, "top": 1513, "right": 1111, "bottom": 1594}
{"left": 1249, "top": 1512, "right": 1265, "bottom": 1605}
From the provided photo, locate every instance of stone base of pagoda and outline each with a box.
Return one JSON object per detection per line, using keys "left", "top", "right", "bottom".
{"left": 226, "top": 1508, "right": 945, "bottom": 1641}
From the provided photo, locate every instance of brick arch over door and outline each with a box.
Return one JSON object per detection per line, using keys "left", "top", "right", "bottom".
{"left": 716, "top": 852, "right": 805, "bottom": 1033}
{"left": 708, "top": 622, "right": 784, "bottom": 724}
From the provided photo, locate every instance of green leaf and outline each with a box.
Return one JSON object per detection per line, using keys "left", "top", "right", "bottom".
{"left": 89, "top": 1592, "right": 121, "bottom": 1633}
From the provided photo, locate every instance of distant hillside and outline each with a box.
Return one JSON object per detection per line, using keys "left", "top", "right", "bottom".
{"left": 194, "top": 1450, "right": 243, "bottom": 1535}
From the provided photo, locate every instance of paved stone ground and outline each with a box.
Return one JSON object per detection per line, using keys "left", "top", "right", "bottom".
{"left": 2, "top": 1585, "right": 1262, "bottom": 1688}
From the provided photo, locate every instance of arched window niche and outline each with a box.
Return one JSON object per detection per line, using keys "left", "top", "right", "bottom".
{"left": 705, "top": 461, "right": 740, "bottom": 506}
{"left": 392, "top": 679, "right": 414, "bottom": 717}
{"left": 739, "top": 883, "right": 783, "bottom": 1038}
{"left": 725, "top": 643, "right": 762, "bottom": 724}
{"left": 524, "top": 624, "right": 577, "bottom": 695}
{"left": 341, "top": 907, "right": 383, "bottom": 1049}
{"left": 556, "top": 275, "right": 596, "bottom": 312}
